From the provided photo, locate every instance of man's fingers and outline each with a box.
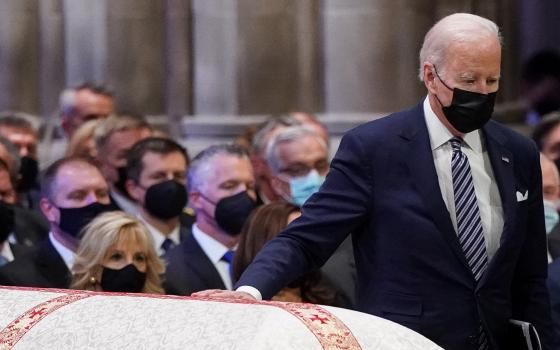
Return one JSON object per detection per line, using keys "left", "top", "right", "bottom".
{"left": 191, "top": 289, "right": 223, "bottom": 297}
{"left": 191, "top": 290, "right": 256, "bottom": 301}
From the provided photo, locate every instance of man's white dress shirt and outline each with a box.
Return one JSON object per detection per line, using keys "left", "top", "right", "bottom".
{"left": 192, "top": 224, "right": 234, "bottom": 290}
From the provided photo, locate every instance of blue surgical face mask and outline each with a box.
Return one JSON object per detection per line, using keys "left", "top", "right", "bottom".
{"left": 544, "top": 200, "right": 559, "bottom": 234}
{"left": 287, "top": 170, "right": 325, "bottom": 207}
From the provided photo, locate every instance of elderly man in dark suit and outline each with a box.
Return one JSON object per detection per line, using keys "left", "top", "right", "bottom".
{"left": 0, "top": 157, "right": 113, "bottom": 288}
{"left": 196, "top": 13, "right": 556, "bottom": 350}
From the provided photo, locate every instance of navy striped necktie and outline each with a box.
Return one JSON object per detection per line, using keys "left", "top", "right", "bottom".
{"left": 450, "top": 137, "right": 488, "bottom": 280}
{"left": 450, "top": 137, "right": 489, "bottom": 350}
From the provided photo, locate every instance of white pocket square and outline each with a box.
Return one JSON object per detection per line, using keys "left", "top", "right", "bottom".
{"left": 516, "top": 190, "right": 528, "bottom": 202}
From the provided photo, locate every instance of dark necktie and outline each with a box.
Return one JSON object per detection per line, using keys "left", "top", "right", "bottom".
{"left": 221, "top": 250, "right": 235, "bottom": 280}
{"left": 450, "top": 137, "right": 489, "bottom": 350}
{"left": 161, "top": 238, "right": 176, "bottom": 254}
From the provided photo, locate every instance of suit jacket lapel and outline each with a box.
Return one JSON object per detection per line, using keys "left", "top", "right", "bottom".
{"left": 400, "top": 103, "right": 471, "bottom": 273}
{"left": 36, "top": 238, "right": 71, "bottom": 288}
{"left": 182, "top": 233, "right": 226, "bottom": 289}
{"left": 179, "top": 224, "right": 192, "bottom": 243}
{"left": 478, "top": 122, "right": 516, "bottom": 285}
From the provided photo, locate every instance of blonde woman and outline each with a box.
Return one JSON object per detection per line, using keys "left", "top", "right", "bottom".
{"left": 71, "top": 211, "right": 165, "bottom": 294}
{"left": 65, "top": 119, "right": 100, "bottom": 159}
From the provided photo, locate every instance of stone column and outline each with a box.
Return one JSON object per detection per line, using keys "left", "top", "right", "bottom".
{"left": 236, "top": 0, "right": 321, "bottom": 114}
{"left": 63, "top": 0, "right": 107, "bottom": 85}
{"left": 323, "top": 0, "right": 432, "bottom": 113}
{"left": 164, "top": 0, "right": 192, "bottom": 138}
{"left": 105, "top": 0, "right": 166, "bottom": 115}
{"left": 193, "top": 0, "right": 321, "bottom": 115}
{"left": 192, "top": 0, "right": 239, "bottom": 114}
{"left": 38, "top": 0, "right": 65, "bottom": 118}
{"left": 0, "top": 0, "right": 39, "bottom": 113}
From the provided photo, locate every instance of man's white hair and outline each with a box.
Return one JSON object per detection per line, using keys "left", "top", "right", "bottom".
{"left": 418, "top": 13, "right": 502, "bottom": 81}
{"left": 265, "top": 125, "right": 327, "bottom": 174}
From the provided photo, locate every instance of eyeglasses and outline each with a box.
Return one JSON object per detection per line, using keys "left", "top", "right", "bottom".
{"left": 278, "top": 160, "right": 329, "bottom": 178}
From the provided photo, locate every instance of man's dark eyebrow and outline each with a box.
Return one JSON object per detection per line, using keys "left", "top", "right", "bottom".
{"left": 66, "top": 189, "right": 85, "bottom": 197}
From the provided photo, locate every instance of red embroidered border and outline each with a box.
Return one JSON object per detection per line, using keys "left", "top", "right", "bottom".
{"left": 0, "top": 286, "right": 362, "bottom": 350}
{"left": 0, "top": 292, "right": 91, "bottom": 349}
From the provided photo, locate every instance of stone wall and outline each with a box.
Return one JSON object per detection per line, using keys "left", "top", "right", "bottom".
{"left": 0, "top": 0, "right": 555, "bottom": 122}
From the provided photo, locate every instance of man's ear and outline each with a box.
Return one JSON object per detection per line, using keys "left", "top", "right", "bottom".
{"left": 60, "top": 116, "right": 73, "bottom": 138}
{"left": 423, "top": 62, "right": 437, "bottom": 94}
{"left": 270, "top": 175, "right": 288, "bottom": 199}
{"left": 189, "top": 191, "right": 203, "bottom": 210}
{"left": 126, "top": 179, "right": 143, "bottom": 203}
{"left": 39, "top": 198, "right": 58, "bottom": 223}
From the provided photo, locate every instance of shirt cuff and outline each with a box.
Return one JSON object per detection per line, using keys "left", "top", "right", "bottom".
{"left": 236, "top": 285, "right": 262, "bottom": 300}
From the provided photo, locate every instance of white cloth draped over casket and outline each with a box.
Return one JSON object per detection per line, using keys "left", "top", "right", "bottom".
{"left": 0, "top": 286, "right": 442, "bottom": 350}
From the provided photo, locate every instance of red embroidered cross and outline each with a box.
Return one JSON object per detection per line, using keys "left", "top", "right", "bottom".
{"left": 309, "top": 314, "right": 329, "bottom": 324}
{"left": 28, "top": 308, "right": 47, "bottom": 319}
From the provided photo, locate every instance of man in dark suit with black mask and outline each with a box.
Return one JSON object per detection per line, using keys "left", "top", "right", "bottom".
{"left": 164, "top": 144, "right": 257, "bottom": 295}
{"left": 0, "top": 157, "right": 113, "bottom": 288}
{"left": 125, "top": 137, "right": 192, "bottom": 257}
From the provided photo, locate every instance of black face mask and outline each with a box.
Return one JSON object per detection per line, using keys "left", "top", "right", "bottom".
{"left": 114, "top": 166, "right": 132, "bottom": 199}
{"left": 434, "top": 67, "right": 497, "bottom": 133}
{"left": 18, "top": 156, "right": 39, "bottom": 192}
{"left": 144, "top": 180, "right": 187, "bottom": 220}
{"left": 101, "top": 264, "right": 147, "bottom": 293}
{"left": 58, "top": 202, "right": 114, "bottom": 238}
{"left": 0, "top": 201, "right": 15, "bottom": 243}
{"left": 201, "top": 191, "right": 258, "bottom": 236}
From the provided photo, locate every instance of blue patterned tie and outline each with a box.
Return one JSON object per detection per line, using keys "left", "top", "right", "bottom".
{"left": 221, "top": 250, "right": 235, "bottom": 280}
{"left": 450, "top": 137, "right": 489, "bottom": 350}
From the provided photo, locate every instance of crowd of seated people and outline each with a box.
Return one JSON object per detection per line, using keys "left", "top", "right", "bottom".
{"left": 0, "top": 84, "right": 354, "bottom": 309}
{"left": 0, "top": 71, "right": 560, "bottom": 330}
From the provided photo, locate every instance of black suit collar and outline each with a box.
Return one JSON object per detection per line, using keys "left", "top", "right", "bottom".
{"left": 179, "top": 232, "right": 226, "bottom": 289}
{"left": 401, "top": 103, "right": 473, "bottom": 278}
{"left": 479, "top": 121, "right": 516, "bottom": 286}
{"left": 35, "top": 238, "right": 71, "bottom": 288}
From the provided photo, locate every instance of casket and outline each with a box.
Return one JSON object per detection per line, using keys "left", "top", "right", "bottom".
{"left": 0, "top": 286, "right": 442, "bottom": 350}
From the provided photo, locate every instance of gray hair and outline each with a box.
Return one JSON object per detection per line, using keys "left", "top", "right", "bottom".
{"left": 251, "top": 115, "right": 302, "bottom": 155}
{"left": 93, "top": 114, "right": 152, "bottom": 151}
{"left": 418, "top": 13, "right": 502, "bottom": 81}
{"left": 187, "top": 144, "right": 249, "bottom": 193}
{"left": 265, "top": 125, "right": 327, "bottom": 174}
{"left": 59, "top": 82, "right": 113, "bottom": 117}
{"left": 0, "top": 111, "right": 39, "bottom": 134}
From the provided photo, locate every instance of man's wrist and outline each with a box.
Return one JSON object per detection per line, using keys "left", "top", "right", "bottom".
{"left": 236, "top": 286, "right": 262, "bottom": 300}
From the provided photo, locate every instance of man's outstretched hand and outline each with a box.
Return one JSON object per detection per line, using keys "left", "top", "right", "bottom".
{"left": 191, "top": 289, "right": 257, "bottom": 301}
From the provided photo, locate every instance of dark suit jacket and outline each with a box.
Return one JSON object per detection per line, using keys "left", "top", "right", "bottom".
{"left": 236, "top": 102, "right": 555, "bottom": 350}
{"left": 0, "top": 237, "right": 71, "bottom": 288}
{"left": 547, "top": 223, "right": 560, "bottom": 260}
{"left": 547, "top": 259, "right": 560, "bottom": 344}
{"left": 163, "top": 229, "right": 226, "bottom": 296}
{"left": 12, "top": 206, "right": 49, "bottom": 248}
{"left": 319, "top": 236, "right": 356, "bottom": 309}
{"left": 9, "top": 242, "right": 34, "bottom": 261}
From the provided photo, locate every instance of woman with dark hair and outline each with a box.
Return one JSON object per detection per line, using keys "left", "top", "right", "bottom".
{"left": 233, "top": 201, "right": 338, "bottom": 305}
